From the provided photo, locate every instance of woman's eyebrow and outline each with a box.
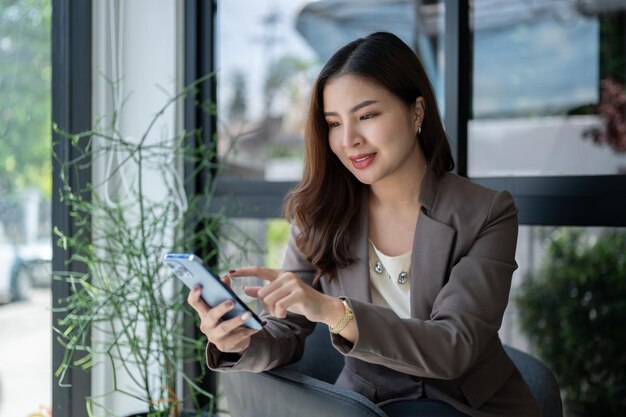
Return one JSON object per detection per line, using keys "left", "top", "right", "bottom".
{"left": 324, "top": 100, "right": 379, "bottom": 117}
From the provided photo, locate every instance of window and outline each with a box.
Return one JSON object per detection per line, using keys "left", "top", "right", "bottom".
{"left": 0, "top": 1, "right": 52, "bottom": 415}
{"left": 469, "top": 1, "right": 626, "bottom": 177}
{"left": 216, "top": 0, "right": 445, "bottom": 185}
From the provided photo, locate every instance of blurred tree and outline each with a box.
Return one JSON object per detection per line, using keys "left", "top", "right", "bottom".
{"left": 263, "top": 54, "right": 310, "bottom": 117}
{"left": 0, "top": 0, "right": 51, "bottom": 197}
{"left": 228, "top": 70, "right": 247, "bottom": 121}
{"left": 517, "top": 229, "right": 626, "bottom": 416}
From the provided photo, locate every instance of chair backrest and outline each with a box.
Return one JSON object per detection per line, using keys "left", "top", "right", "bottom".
{"left": 285, "top": 323, "right": 344, "bottom": 383}
{"left": 288, "top": 326, "right": 562, "bottom": 417}
{"left": 504, "top": 346, "right": 563, "bottom": 417}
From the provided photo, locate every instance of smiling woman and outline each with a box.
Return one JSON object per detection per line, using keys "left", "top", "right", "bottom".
{"left": 285, "top": 32, "right": 452, "bottom": 281}
{"left": 189, "top": 32, "right": 541, "bottom": 417}
{"left": 323, "top": 75, "right": 425, "bottom": 187}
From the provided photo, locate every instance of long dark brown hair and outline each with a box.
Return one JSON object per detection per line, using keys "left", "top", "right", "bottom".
{"left": 284, "top": 32, "right": 454, "bottom": 280}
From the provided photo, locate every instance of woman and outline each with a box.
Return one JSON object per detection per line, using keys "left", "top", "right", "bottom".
{"left": 188, "top": 32, "right": 541, "bottom": 417}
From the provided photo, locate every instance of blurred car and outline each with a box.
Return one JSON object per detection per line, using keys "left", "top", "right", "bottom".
{"left": 0, "top": 238, "right": 52, "bottom": 303}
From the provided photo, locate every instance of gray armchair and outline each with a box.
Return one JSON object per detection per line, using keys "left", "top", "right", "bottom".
{"left": 220, "top": 324, "right": 562, "bottom": 417}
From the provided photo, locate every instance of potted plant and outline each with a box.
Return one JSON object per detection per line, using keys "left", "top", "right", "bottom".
{"left": 52, "top": 77, "right": 254, "bottom": 417}
{"left": 516, "top": 228, "right": 626, "bottom": 417}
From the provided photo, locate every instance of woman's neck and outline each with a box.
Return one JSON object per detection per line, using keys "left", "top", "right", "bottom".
{"left": 367, "top": 160, "right": 427, "bottom": 255}
{"left": 368, "top": 157, "right": 427, "bottom": 211}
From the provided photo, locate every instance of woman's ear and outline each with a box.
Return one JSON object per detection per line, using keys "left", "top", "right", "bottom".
{"left": 413, "top": 96, "right": 425, "bottom": 132}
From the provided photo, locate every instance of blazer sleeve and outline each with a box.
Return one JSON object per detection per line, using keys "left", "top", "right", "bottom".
{"left": 207, "top": 225, "right": 318, "bottom": 372}
{"left": 332, "top": 190, "right": 519, "bottom": 380}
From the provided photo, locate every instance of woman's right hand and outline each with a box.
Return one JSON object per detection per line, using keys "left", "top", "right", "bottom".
{"left": 187, "top": 275, "right": 261, "bottom": 354}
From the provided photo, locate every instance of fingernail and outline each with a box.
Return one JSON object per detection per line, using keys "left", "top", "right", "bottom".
{"left": 229, "top": 269, "right": 237, "bottom": 274}
{"left": 194, "top": 285, "right": 201, "bottom": 291}
{"left": 241, "top": 311, "right": 252, "bottom": 321}
{"left": 226, "top": 300, "right": 234, "bottom": 308}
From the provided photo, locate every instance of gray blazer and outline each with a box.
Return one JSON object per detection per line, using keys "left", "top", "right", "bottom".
{"left": 208, "top": 170, "right": 541, "bottom": 417}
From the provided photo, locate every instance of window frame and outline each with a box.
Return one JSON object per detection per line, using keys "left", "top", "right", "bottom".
{"left": 182, "top": 0, "right": 219, "bottom": 408}
{"left": 51, "top": 0, "right": 92, "bottom": 415}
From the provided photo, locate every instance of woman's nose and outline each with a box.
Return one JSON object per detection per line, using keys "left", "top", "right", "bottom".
{"left": 342, "top": 122, "right": 362, "bottom": 147}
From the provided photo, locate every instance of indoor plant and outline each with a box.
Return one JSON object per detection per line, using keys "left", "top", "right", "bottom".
{"left": 52, "top": 77, "right": 255, "bottom": 417}
{"left": 516, "top": 228, "right": 626, "bottom": 416}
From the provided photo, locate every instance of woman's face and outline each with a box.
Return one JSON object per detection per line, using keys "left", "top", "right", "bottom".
{"left": 323, "top": 74, "right": 425, "bottom": 187}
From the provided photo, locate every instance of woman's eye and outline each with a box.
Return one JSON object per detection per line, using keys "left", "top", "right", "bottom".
{"left": 360, "top": 113, "right": 376, "bottom": 120}
{"left": 327, "top": 121, "right": 340, "bottom": 128}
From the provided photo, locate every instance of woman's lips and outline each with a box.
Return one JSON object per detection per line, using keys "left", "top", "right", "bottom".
{"left": 348, "top": 153, "right": 376, "bottom": 169}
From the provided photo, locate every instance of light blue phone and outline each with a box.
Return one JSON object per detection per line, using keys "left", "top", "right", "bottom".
{"left": 163, "top": 253, "right": 264, "bottom": 330}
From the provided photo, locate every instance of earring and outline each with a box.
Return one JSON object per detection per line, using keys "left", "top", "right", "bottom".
{"left": 417, "top": 125, "right": 422, "bottom": 135}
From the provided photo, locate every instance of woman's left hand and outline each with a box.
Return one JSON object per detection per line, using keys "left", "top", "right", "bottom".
{"left": 229, "top": 267, "right": 339, "bottom": 324}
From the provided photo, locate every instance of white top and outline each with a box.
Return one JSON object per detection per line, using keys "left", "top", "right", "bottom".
{"left": 368, "top": 240, "right": 411, "bottom": 319}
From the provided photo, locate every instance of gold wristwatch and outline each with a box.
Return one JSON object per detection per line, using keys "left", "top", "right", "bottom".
{"left": 329, "top": 299, "right": 354, "bottom": 334}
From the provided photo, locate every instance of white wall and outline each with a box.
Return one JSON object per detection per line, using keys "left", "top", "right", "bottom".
{"left": 469, "top": 115, "right": 626, "bottom": 177}
{"left": 91, "top": 1, "right": 182, "bottom": 414}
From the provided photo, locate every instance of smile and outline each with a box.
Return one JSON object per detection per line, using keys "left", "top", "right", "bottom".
{"left": 348, "top": 153, "right": 376, "bottom": 169}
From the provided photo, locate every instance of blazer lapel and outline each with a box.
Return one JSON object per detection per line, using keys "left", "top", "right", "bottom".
{"left": 411, "top": 169, "right": 456, "bottom": 319}
{"left": 410, "top": 210, "right": 455, "bottom": 319}
{"left": 336, "top": 193, "right": 371, "bottom": 303}
{"left": 335, "top": 170, "right": 457, "bottom": 316}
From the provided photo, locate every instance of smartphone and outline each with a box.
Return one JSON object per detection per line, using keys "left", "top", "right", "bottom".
{"left": 163, "top": 253, "right": 264, "bottom": 330}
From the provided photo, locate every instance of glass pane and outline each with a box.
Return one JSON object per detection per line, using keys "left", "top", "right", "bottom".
{"left": 218, "top": 217, "right": 289, "bottom": 308}
{"left": 505, "top": 225, "right": 625, "bottom": 415}
{"left": 0, "top": 0, "right": 52, "bottom": 416}
{"left": 469, "top": 1, "right": 626, "bottom": 177}
{"left": 216, "top": 217, "right": 289, "bottom": 414}
{"left": 216, "top": 0, "right": 445, "bottom": 181}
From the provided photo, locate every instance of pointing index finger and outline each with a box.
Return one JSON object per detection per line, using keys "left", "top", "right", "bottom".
{"left": 230, "top": 266, "right": 282, "bottom": 282}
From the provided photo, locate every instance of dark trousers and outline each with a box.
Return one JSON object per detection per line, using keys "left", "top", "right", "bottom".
{"left": 381, "top": 399, "right": 470, "bottom": 417}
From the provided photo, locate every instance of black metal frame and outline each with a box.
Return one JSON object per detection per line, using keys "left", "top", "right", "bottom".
{"left": 51, "top": 1, "right": 92, "bottom": 416}
{"left": 444, "top": 0, "right": 470, "bottom": 178}
{"left": 474, "top": 176, "right": 626, "bottom": 226}
{"left": 210, "top": 179, "right": 292, "bottom": 219}
{"left": 183, "top": 0, "right": 219, "bottom": 408}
